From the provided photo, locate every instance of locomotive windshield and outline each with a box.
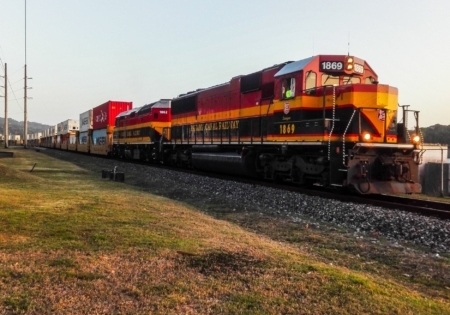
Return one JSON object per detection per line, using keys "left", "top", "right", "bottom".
{"left": 321, "top": 74, "right": 339, "bottom": 86}
{"left": 321, "top": 74, "right": 363, "bottom": 86}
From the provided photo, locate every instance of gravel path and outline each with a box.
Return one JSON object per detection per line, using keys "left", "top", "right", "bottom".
{"left": 42, "top": 149, "right": 450, "bottom": 254}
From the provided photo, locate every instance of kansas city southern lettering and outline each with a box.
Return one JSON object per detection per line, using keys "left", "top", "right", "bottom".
{"left": 190, "top": 120, "right": 239, "bottom": 132}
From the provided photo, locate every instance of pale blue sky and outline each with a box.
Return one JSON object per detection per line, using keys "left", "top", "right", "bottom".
{"left": 0, "top": 0, "right": 449, "bottom": 127}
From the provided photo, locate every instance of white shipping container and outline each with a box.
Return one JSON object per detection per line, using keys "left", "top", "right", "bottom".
{"left": 79, "top": 110, "right": 93, "bottom": 132}
{"left": 59, "top": 119, "right": 79, "bottom": 134}
{"left": 92, "top": 129, "right": 107, "bottom": 145}
{"left": 79, "top": 131, "right": 89, "bottom": 144}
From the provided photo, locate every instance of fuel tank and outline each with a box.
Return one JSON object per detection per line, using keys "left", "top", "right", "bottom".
{"left": 191, "top": 152, "right": 256, "bottom": 177}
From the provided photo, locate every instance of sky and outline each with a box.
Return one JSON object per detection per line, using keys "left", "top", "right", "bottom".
{"left": 0, "top": 0, "right": 449, "bottom": 128}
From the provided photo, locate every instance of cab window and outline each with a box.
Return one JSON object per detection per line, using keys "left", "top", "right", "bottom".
{"left": 281, "top": 77, "right": 295, "bottom": 99}
{"left": 305, "top": 71, "right": 316, "bottom": 90}
{"left": 343, "top": 76, "right": 361, "bottom": 84}
{"left": 365, "top": 76, "right": 377, "bottom": 84}
{"left": 321, "top": 74, "right": 339, "bottom": 86}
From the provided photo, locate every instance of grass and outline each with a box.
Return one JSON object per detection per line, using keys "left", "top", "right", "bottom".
{"left": 0, "top": 148, "right": 449, "bottom": 314}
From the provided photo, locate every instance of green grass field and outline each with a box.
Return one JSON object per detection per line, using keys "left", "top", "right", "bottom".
{"left": 0, "top": 148, "right": 449, "bottom": 314}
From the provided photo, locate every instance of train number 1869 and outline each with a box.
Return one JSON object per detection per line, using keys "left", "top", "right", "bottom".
{"left": 279, "top": 124, "right": 295, "bottom": 134}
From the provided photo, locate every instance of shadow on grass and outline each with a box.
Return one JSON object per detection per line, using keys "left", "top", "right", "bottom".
{"left": 180, "top": 250, "right": 269, "bottom": 276}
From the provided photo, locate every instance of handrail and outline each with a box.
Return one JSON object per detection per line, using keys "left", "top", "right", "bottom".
{"left": 342, "top": 109, "right": 357, "bottom": 166}
{"left": 327, "top": 85, "right": 337, "bottom": 161}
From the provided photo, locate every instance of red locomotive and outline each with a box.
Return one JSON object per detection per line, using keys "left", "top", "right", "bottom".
{"left": 165, "top": 55, "right": 422, "bottom": 194}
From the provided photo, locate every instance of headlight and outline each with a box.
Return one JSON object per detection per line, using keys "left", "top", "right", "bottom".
{"left": 363, "top": 133, "right": 371, "bottom": 141}
{"left": 412, "top": 135, "right": 420, "bottom": 143}
{"left": 345, "top": 56, "right": 354, "bottom": 71}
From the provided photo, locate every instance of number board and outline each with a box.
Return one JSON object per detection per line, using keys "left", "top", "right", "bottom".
{"left": 320, "top": 61, "right": 344, "bottom": 72}
{"left": 354, "top": 63, "right": 364, "bottom": 74}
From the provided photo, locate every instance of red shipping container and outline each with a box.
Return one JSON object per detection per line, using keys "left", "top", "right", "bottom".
{"left": 92, "top": 100, "right": 133, "bottom": 130}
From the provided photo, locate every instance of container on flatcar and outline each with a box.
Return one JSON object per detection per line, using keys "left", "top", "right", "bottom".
{"left": 56, "top": 122, "right": 63, "bottom": 149}
{"left": 56, "top": 119, "right": 79, "bottom": 151}
{"left": 36, "top": 132, "right": 42, "bottom": 147}
{"left": 8, "top": 134, "right": 21, "bottom": 146}
{"left": 78, "top": 110, "right": 93, "bottom": 153}
{"left": 28, "top": 132, "right": 42, "bottom": 147}
{"left": 47, "top": 125, "right": 55, "bottom": 148}
{"left": 43, "top": 125, "right": 57, "bottom": 148}
{"left": 39, "top": 129, "right": 46, "bottom": 147}
{"left": 91, "top": 101, "right": 132, "bottom": 155}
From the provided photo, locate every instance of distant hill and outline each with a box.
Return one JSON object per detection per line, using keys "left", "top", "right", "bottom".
{"left": 0, "top": 117, "right": 51, "bottom": 138}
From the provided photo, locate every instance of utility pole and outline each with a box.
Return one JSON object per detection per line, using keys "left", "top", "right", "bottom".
{"left": 24, "top": 0, "right": 28, "bottom": 148}
{"left": 24, "top": 65, "right": 27, "bottom": 148}
{"left": 4, "top": 63, "right": 7, "bottom": 149}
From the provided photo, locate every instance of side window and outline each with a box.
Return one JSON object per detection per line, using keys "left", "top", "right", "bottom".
{"left": 305, "top": 71, "right": 316, "bottom": 90}
{"left": 281, "top": 77, "right": 296, "bottom": 99}
{"left": 388, "top": 110, "right": 397, "bottom": 132}
{"left": 154, "top": 113, "right": 159, "bottom": 119}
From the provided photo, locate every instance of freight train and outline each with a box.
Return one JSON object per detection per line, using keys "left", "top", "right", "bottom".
{"left": 35, "top": 54, "right": 424, "bottom": 194}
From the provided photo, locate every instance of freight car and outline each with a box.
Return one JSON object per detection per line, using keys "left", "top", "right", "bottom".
{"left": 91, "top": 101, "right": 133, "bottom": 155}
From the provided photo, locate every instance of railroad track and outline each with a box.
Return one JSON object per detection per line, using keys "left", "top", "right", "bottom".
{"left": 126, "top": 158, "right": 450, "bottom": 220}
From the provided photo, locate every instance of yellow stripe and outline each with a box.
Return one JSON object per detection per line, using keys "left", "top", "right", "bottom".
{"left": 115, "top": 136, "right": 152, "bottom": 143}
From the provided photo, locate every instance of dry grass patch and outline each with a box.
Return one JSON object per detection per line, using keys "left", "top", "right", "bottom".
{"left": 0, "top": 149, "right": 449, "bottom": 314}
